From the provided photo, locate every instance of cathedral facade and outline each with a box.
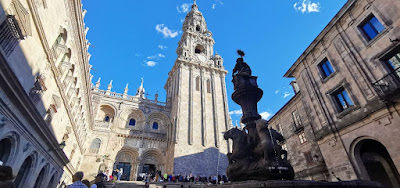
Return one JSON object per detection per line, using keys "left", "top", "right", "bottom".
{"left": 0, "top": 0, "right": 231, "bottom": 186}
{"left": 78, "top": 1, "right": 231, "bottom": 181}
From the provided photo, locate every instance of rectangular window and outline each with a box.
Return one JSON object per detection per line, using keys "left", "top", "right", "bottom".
{"left": 0, "top": 15, "right": 23, "bottom": 57}
{"left": 386, "top": 50, "right": 400, "bottom": 72}
{"left": 333, "top": 87, "right": 353, "bottom": 112}
{"left": 196, "top": 77, "right": 200, "bottom": 91}
{"left": 298, "top": 132, "right": 307, "bottom": 144}
{"left": 319, "top": 59, "right": 334, "bottom": 78}
{"left": 207, "top": 79, "right": 211, "bottom": 93}
{"left": 292, "top": 111, "right": 302, "bottom": 128}
{"left": 360, "top": 15, "right": 384, "bottom": 41}
{"left": 277, "top": 124, "right": 284, "bottom": 137}
{"left": 281, "top": 144, "right": 287, "bottom": 151}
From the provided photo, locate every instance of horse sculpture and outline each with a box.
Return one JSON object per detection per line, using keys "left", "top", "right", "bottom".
{"left": 223, "top": 127, "right": 250, "bottom": 164}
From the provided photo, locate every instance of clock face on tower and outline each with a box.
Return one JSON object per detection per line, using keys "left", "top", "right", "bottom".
{"left": 195, "top": 53, "right": 206, "bottom": 62}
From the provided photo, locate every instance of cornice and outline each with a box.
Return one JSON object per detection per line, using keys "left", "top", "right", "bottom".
{"left": 27, "top": 0, "right": 88, "bottom": 153}
{"left": 67, "top": 0, "right": 94, "bottom": 130}
{"left": 284, "top": 0, "right": 357, "bottom": 78}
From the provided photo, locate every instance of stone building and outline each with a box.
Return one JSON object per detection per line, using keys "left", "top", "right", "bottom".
{"left": 268, "top": 0, "right": 400, "bottom": 187}
{"left": 165, "top": 1, "right": 230, "bottom": 176}
{"left": 79, "top": 1, "right": 231, "bottom": 179}
{"left": 0, "top": 0, "right": 231, "bottom": 186}
{"left": 0, "top": 0, "right": 92, "bottom": 187}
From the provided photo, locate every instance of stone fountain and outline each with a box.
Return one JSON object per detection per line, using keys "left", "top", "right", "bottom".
{"left": 161, "top": 50, "right": 384, "bottom": 188}
{"left": 224, "top": 50, "right": 294, "bottom": 181}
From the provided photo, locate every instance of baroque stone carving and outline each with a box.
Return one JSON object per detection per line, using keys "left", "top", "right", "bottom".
{"left": 224, "top": 51, "right": 294, "bottom": 181}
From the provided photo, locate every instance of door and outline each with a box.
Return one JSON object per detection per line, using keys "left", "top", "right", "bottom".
{"left": 116, "top": 162, "right": 131, "bottom": 181}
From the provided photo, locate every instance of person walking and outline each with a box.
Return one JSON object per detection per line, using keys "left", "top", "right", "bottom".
{"left": 117, "top": 168, "right": 123, "bottom": 181}
{"left": 112, "top": 169, "right": 118, "bottom": 183}
{"left": 68, "top": 171, "right": 87, "bottom": 188}
{"left": 0, "top": 166, "right": 15, "bottom": 188}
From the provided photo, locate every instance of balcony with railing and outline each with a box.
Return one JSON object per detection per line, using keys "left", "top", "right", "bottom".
{"left": 372, "top": 67, "right": 400, "bottom": 101}
{"left": 94, "top": 120, "right": 110, "bottom": 129}
{"left": 92, "top": 89, "right": 167, "bottom": 106}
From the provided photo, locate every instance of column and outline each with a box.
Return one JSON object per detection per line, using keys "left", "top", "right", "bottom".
{"left": 211, "top": 70, "right": 219, "bottom": 147}
{"left": 200, "top": 67, "right": 207, "bottom": 146}
{"left": 188, "top": 65, "right": 193, "bottom": 145}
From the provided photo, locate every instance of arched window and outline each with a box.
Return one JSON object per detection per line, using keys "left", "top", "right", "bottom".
{"left": 0, "top": 138, "right": 12, "bottom": 164}
{"left": 129, "top": 119, "right": 136, "bottom": 126}
{"left": 196, "top": 25, "right": 200, "bottom": 32}
{"left": 47, "top": 173, "right": 57, "bottom": 188}
{"left": 52, "top": 30, "right": 68, "bottom": 58}
{"left": 196, "top": 77, "right": 200, "bottom": 91}
{"left": 195, "top": 45, "right": 204, "bottom": 54}
{"left": 14, "top": 156, "right": 33, "bottom": 187}
{"left": 104, "top": 116, "right": 110, "bottom": 122}
{"left": 207, "top": 79, "right": 211, "bottom": 93}
{"left": 89, "top": 138, "right": 101, "bottom": 153}
{"left": 33, "top": 167, "right": 46, "bottom": 188}
{"left": 152, "top": 122, "right": 159, "bottom": 130}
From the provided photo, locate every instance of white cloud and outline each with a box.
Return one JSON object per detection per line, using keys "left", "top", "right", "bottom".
{"left": 177, "top": 3, "right": 191, "bottom": 13}
{"left": 229, "top": 109, "right": 242, "bottom": 116}
{"left": 146, "top": 61, "right": 157, "bottom": 67}
{"left": 283, "top": 91, "right": 293, "bottom": 99}
{"left": 211, "top": 0, "right": 223, "bottom": 9}
{"left": 275, "top": 90, "right": 280, "bottom": 94}
{"left": 147, "top": 53, "right": 165, "bottom": 60}
{"left": 158, "top": 45, "right": 167, "bottom": 50}
{"left": 260, "top": 111, "right": 272, "bottom": 120}
{"left": 156, "top": 24, "right": 179, "bottom": 38}
{"left": 180, "top": 18, "right": 185, "bottom": 24}
{"left": 294, "top": 0, "right": 320, "bottom": 13}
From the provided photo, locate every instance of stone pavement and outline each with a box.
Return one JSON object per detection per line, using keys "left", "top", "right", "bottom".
{"left": 104, "top": 180, "right": 383, "bottom": 188}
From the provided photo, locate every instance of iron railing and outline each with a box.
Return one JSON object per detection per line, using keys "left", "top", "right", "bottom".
{"left": 372, "top": 67, "right": 400, "bottom": 101}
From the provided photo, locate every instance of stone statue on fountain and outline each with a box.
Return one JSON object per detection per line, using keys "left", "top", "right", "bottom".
{"left": 224, "top": 50, "right": 294, "bottom": 181}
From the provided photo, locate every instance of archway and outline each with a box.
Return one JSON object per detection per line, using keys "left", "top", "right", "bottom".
{"left": 114, "top": 149, "right": 138, "bottom": 181}
{"left": 47, "top": 172, "right": 57, "bottom": 188}
{"left": 0, "top": 138, "right": 12, "bottom": 165}
{"left": 353, "top": 139, "right": 400, "bottom": 188}
{"left": 33, "top": 166, "right": 47, "bottom": 188}
{"left": 139, "top": 150, "right": 164, "bottom": 179}
{"left": 14, "top": 156, "right": 33, "bottom": 188}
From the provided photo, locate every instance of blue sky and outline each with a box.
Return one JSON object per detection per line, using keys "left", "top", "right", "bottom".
{"left": 84, "top": 0, "right": 347, "bottom": 126}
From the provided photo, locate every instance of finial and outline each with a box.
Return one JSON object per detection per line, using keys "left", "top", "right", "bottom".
{"left": 192, "top": 0, "right": 198, "bottom": 10}
{"left": 109, "top": 80, "right": 113, "bottom": 85}
{"left": 123, "top": 83, "right": 129, "bottom": 96}
{"left": 95, "top": 77, "right": 101, "bottom": 89}
{"left": 140, "top": 77, "right": 144, "bottom": 87}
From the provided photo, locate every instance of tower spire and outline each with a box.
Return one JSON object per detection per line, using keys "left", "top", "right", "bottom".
{"left": 192, "top": 0, "right": 198, "bottom": 10}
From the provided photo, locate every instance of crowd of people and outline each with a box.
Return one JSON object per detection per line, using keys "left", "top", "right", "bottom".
{"left": 0, "top": 164, "right": 229, "bottom": 188}
{"left": 0, "top": 166, "right": 15, "bottom": 188}
{"left": 67, "top": 171, "right": 106, "bottom": 188}
{"left": 141, "top": 171, "right": 229, "bottom": 185}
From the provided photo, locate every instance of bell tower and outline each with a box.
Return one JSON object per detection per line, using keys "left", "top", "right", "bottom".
{"left": 165, "top": 1, "right": 231, "bottom": 176}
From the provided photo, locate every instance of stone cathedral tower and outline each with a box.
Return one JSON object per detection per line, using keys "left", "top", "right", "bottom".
{"left": 164, "top": 1, "right": 231, "bottom": 176}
